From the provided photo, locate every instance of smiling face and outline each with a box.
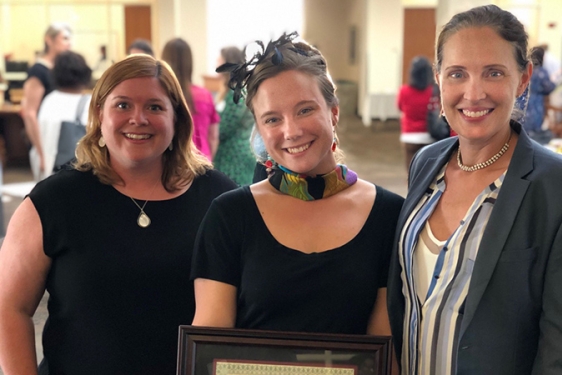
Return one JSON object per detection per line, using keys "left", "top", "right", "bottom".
{"left": 99, "top": 76, "right": 175, "bottom": 173}
{"left": 437, "top": 26, "right": 531, "bottom": 142}
{"left": 253, "top": 70, "right": 339, "bottom": 176}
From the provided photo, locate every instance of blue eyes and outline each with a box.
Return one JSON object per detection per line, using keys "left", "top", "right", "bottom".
{"left": 263, "top": 107, "right": 314, "bottom": 125}
{"left": 448, "top": 71, "right": 504, "bottom": 79}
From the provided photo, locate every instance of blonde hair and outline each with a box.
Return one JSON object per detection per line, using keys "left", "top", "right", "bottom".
{"left": 44, "top": 22, "right": 72, "bottom": 54}
{"left": 74, "top": 54, "right": 211, "bottom": 191}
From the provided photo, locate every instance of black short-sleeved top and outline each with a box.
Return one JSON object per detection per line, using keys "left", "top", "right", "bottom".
{"left": 28, "top": 168, "right": 236, "bottom": 375}
{"left": 192, "top": 185, "right": 404, "bottom": 334}
{"left": 26, "top": 62, "right": 54, "bottom": 98}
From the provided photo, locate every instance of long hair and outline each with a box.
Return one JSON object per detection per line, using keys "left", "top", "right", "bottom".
{"left": 161, "top": 38, "right": 195, "bottom": 114}
{"left": 74, "top": 54, "right": 211, "bottom": 191}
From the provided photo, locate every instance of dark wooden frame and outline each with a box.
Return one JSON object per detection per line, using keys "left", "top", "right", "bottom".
{"left": 177, "top": 326, "right": 392, "bottom": 375}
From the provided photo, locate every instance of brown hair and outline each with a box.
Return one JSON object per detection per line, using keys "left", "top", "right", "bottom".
{"left": 74, "top": 54, "right": 211, "bottom": 191}
{"left": 161, "top": 38, "right": 195, "bottom": 114}
{"left": 127, "top": 38, "right": 154, "bottom": 56}
{"left": 244, "top": 37, "right": 343, "bottom": 162}
{"left": 435, "top": 4, "right": 529, "bottom": 74}
{"left": 245, "top": 40, "right": 338, "bottom": 113}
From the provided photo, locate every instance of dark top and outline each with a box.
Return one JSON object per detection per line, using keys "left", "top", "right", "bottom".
{"left": 26, "top": 62, "right": 54, "bottom": 99}
{"left": 29, "top": 168, "right": 236, "bottom": 375}
{"left": 387, "top": 122, "right": 562, "bottom": 374}
{"left": 192, "top": 185, "right": 404, "bottom": 334}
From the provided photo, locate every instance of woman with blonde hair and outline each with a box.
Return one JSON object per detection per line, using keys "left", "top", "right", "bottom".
{"left": 22, "top": 23, "right": 72, "bottom": 179}
{"left": 0, "top": 54, "right": 236, "bottom": 374}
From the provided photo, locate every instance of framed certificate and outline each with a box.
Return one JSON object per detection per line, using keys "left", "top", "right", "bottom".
{"left": 177, "top": 326, "right": 392, "bottom": 375}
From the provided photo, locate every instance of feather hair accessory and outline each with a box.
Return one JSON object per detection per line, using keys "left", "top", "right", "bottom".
{"left": 216, "top": 31, "right": 303, "bottom": 104}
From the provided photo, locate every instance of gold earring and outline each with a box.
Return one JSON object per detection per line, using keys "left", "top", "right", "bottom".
{"left": 98, "top": 136, "right": 106, "bottom": 148}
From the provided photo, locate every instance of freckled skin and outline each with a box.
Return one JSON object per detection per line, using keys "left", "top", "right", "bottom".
{"left": 253, "top": 70, "right": 339, "bottom": 176}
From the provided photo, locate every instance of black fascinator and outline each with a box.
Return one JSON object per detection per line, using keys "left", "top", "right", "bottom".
{"left": 216, "top": 31, "right": 311, "bottom": 104}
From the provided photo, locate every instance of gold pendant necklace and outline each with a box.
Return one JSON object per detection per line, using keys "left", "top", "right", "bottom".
{"left": 130, "top": 198, "right": 151, "bottom": 228}
{"left": 129, "top": 180, "right": 160, "bottom": 228}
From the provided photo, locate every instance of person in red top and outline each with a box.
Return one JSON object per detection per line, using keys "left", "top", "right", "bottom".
{"left": 397, "top": 56, "right": 435, "bottom": 170}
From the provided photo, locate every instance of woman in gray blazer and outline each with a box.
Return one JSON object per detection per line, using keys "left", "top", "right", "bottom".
{"left": 388, "top": 5, "right": 562, "bottom": 375}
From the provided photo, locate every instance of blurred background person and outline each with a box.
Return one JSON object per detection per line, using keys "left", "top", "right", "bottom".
{"left": 524, "top": 46, "right": 556, "bottom": 144}
{"left": 32, "top": 51, "right": 92, "bottom": 181}
{"left": 213, "top": 46, "right": 255, "bottom": 185}
{"left": 21, "top": 22, "right": 72, "bottom": 178}
{"left": 162, "top": 38, "right": 219, "bottom": 161}
{"left": 0, "top": 55, "right": 236, "bottom": 374}
{"left": 92, "top": 45, "right": 113, "bottom": 80}
{"left": 397, "top": 56, "right": 435, "bottom": 170}
{"left": 539, "top": 43, "right": 562, "bottom": 85}
{"left": 127, "top": 38, "right": 154, "bottom": 56}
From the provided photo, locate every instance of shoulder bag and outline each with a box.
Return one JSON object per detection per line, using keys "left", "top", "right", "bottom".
{"left": 54, "top": 95, "right": 89, "bottom": 169}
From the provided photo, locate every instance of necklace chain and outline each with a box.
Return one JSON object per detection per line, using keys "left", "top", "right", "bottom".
{"left": 129, "top": 180, "right": 160, "bottom": 228}
{"left": 130, "top": 197, "right": 149, "bottom": 212}
{"left": 457, "top": 132, "right": 512, "bottom": 172}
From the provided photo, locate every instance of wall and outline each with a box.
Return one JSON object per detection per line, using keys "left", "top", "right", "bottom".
{"left": 175, "top": 0, "right": 207, "bottom": 85}
{"left": 0, "top": 0, "right": 156, "bottom": 72}
{"left": 362, "top": 0, "right": 403, "bottom": 122}
{"left": 303, "top": 0, "right": 360, "bottom": 82}
{"left": 533, "top": 0, "right": 562, "bottom": 62}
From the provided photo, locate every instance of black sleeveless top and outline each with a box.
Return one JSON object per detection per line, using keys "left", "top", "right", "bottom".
{"left": 29, "top": 168, "right": 236, "bottom": 374}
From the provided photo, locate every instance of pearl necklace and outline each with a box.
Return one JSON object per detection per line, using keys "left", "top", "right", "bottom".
{"left": 457, "top": 132, "right": 512, "bottom": 172}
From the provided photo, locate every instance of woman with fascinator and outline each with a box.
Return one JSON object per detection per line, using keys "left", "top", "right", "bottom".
{"left": 192, "top": 33, "right": 403, "bottom": 336}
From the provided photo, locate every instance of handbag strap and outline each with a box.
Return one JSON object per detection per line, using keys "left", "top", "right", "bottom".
{"left": 74, "top": 95, "right": 89, "bottom": 124}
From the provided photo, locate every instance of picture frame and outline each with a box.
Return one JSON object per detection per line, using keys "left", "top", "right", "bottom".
{"left": 177, "top": 326, "right": 392, "bottom": 375}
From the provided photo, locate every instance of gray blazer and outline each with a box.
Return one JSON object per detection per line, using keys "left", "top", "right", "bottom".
{"left": 388, "top": 122, "right": 562, "bottom": 375}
